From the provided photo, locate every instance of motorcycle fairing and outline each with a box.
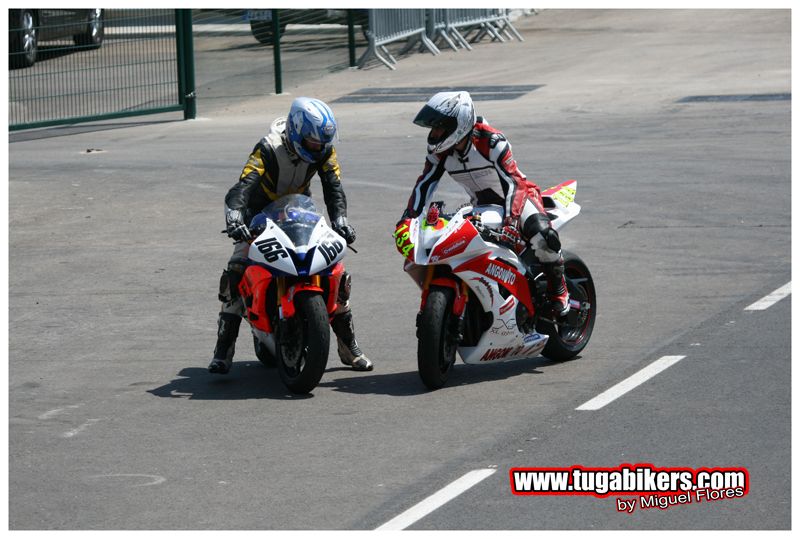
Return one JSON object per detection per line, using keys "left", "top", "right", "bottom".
{"left": 429, "top": 219, "right": 477, "bottom": 262}
{"left": 459, "top": 331, "right": 548, "bottom": 364}
{"left": 324, "top": 262, "right": 346, "bottom": 315}
{"left": 240, "top": 265, "right": 274, "bottom": 333}
{"left": 248, "top": 219, "right": 346, "bottom": 276}
{"left": 453, "top": 252, "right": 533, "bottom": 315}
{"left": 307, "top": 223, "right": 347, "bottom": 275}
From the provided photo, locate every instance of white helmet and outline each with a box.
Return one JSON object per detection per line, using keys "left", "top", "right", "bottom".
{"left": 413, "top": 91, "right": 476, "bottom": 153}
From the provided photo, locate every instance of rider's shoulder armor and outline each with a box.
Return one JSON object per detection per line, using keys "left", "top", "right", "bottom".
{"left": 266, "top": 117, "right": 287, "bottom": 150}
{"left": 472, "top": 120, "right": 507, "bottom": 158}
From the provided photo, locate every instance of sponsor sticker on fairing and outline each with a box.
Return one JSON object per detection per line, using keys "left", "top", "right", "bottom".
{"left": 498, "top": 297, "right": 515, "bottom": 315}
{"left": 509, "top": 464, "right": 749, "bottom": 513}
{"left": 486, "top": 263, "right": 516, "bottom": 285}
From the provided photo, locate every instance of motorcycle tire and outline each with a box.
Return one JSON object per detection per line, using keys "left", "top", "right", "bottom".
{"left": 539, "top": 250, "right": 596, "bottom": 362}
{"left": 417, "top": 286, "right": 458, "bottom": 390}
{"left": 276, "top": 292, "right": 330, "bottom": 394}
{"left": 253, "top": 335, "right": 277, "bottom": 368}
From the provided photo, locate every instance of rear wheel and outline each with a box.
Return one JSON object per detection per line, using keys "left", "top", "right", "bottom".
{"left": 538, "top": 250, "right": 596, "bottom": 361}
{"left": 73, "top": 9, "right": 104, "bottom": 49}
{"left": 10, "top": 10, "right": 38, "bottom": 69}
{"left": 276, "top": 292, "right": 330, "bottom": 394}
{"left": 417, "top": 287, "right": 458, "bottom": 390}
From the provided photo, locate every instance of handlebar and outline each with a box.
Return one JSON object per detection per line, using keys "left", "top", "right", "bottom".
{"left": 472, "top": 218, "right": 526, "bottom": 252}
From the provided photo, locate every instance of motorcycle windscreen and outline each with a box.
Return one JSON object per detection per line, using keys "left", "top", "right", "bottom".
{"left": 261, "top": 194, "right": 322, "bottom": 247}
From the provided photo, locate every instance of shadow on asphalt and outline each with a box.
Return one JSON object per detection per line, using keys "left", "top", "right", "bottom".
{"left": 319, "top": 356, "right": 557, "bottom": 396}
{"left": 147, "top": 361, "right": 313, "bottom": 401}
{"left": 147, "top": 356, "right": 562, "bottom": 400}
{"left": 9, "top": 119, "right": 182, "bottom": 142}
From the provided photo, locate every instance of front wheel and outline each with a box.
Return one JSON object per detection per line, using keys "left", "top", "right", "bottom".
{"left": 276, "top": 292, "right": 330, "bottom": 394}
{"left": 538, "top": 250, "right": 596, "bottom": 361}
{"left": 417, "top": 287, "right": 458, "bottom": 390}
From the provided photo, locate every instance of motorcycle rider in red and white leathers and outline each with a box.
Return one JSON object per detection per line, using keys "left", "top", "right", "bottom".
{"left": 209, "top": 97, "right": 373, "bottom": 374}
{"left": 399, "top": 91, "right": 570, "bottom": 316}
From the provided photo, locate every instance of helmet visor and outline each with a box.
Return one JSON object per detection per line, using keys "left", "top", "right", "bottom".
{"left": 415, "top": 105, "right": 458, "bottom": 147}
{"left": 301, "top": 137, "right": 324, "bottom": 153}
{"left": 413, "top": 105, "right": 457, "bottom": 131}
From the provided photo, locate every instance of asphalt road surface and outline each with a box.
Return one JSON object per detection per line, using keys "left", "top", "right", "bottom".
{"left": 8, "top": 10, "right": 791, "bottom": 530}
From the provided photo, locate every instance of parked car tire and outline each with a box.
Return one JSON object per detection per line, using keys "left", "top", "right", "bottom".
{"left": 73, "top": 8, "right": 104, "bottom": 48}
{"left": 250, "top": 20, "right": 287, "bottom": 44}
{"left": 10, "top": 9, "right": 38, "bottom": 69}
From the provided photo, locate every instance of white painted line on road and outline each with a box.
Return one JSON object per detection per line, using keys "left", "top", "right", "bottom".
{"left": 576, "top": 355, "right": 686, "bottom": 411}
{"left": 61, "top": 418, "right": 100, "bottom": 438}
{"left": 346, "top": 177, "right": 465, "bottom": 196}
{"left": 89, "top": 474, "right": 166, "bottom": 487}
{"left": 744, "top": 281, "right": 791, "bottom": 311}
{"left": 38, "top": 404, "right": 83, "bottom": 420}
{"left": 375, "top": 468, "right": 496, "bottom": 530}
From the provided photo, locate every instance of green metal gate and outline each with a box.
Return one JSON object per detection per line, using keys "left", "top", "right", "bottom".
{"left": 8, "top": 8, "right": 196, "bottom": 131}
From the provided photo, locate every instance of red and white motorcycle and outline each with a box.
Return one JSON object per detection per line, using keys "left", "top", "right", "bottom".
{"left": 394, "top": 180, "right": 596, "bottom": 390}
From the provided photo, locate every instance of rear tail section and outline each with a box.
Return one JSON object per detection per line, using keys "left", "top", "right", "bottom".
{"left": 541, "top": 180, "right": 580, "bottom": 230}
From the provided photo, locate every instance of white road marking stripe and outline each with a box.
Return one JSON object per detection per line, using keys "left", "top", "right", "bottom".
{"left": 346, "top": 177, "right": 464, "bottom": 196}
{"left": 376, "top": 468, "right": 496, "bottom": 530}
{"left": 89, "top": 474, "right": 167, "bottom": 487}
{"left": 61, "top": 419, "right": 100, "bottom": 438}
{"left": 39, "top": 408, "right": 67, "bottom": 420}
{"left": 38, "top": 404, "right": 83, "bottom": 420}
{"left": 576, "top": 356, "right": 686, "bottom": 411}
{"left": 744, "top": 282, "right": 791, "bottom": 311}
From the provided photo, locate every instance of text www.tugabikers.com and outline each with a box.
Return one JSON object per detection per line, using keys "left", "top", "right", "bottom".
{"left": 509, "top": 464, "right": 749, "bottom": 497}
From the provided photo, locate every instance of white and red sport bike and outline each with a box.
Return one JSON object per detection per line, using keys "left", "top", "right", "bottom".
{"left": 394, "top": 180, "right": 596, "bottom": 390}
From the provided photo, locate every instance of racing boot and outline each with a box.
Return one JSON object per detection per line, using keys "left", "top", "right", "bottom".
{"left": 543, "top": 259, "right": 570, "bottom": 317}
{"left": 330, "top": 311, "right": 373, "bottom": 371}
{"left": 208, "top": 312, "right": 241, "bottom": 374}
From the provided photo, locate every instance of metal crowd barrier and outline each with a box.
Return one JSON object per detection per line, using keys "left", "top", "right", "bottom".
{"left": 430, "top": 9, "right": 523, "bottom": 52}
{"left": 358, "top": 9, "right": 523, "bottom": 70}
{"left": 357, "top": 9, "right": 439, "bottom": 70}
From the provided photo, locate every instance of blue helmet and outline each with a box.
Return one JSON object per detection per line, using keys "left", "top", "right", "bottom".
{"left": 286, "top": 97, "right": 337, "bottom": 162}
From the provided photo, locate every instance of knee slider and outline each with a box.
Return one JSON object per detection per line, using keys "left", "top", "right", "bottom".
{"left": 218, "top": 270, "right": 232, "bottom": 303}
{"left": 219, "top": 263, "right": 245, "bottom": 303}
{"left": 522, "top": 213, "right": 551, "bottom": 240}
{"left": 522, "top": 214, "right": 562, "bottom": 252}
{"left": 542, "top": 228, "right": 561, "bottom": 252}
{"left": 337, "top": 271, "right": 352, "bottom": 304}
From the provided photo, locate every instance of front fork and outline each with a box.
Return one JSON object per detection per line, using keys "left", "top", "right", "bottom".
{"left": 276, "top": 275, "right": 322, "bottom": 319}
{"left": 275, "top": 275, "right": 323, "bottom": 345}
{"left": 417, "top": 266, "right": 469, "bottom": 341}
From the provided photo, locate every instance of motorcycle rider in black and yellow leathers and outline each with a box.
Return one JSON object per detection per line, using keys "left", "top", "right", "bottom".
{"left": 209, "top": 97, "right": 373, "bottom": 374}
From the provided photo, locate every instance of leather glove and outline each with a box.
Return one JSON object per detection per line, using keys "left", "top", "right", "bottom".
{"left": 225, "top": 209, "right": 251, "bottom": 242}
{"left": 333, "top": 216, "right": 356, "bottom": 245}
{"left": 501, "top": 224, "right": 522, "bottom": 244}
